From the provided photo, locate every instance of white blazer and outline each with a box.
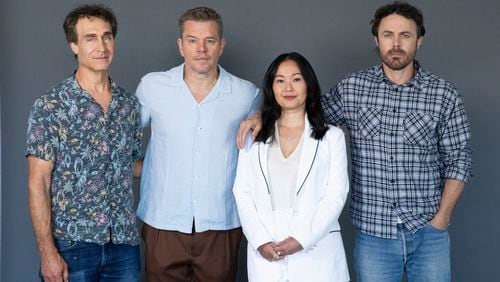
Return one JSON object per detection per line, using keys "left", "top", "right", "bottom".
{"left": 233, "top": 119, "right": 350, "bottom": 282}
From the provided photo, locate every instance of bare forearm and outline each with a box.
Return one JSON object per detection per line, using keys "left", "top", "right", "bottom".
{"left": 133, "top": 159, "right": 143, "bottom": 178}
{"left": 432, "top": 179, "right": 465, "bottom": 227}
{"left": 29, "top": 177, "right": 56, "bottom": 257}
{"left": 27, "top": 156, "right": 57, "bottom": 256}
{"left": 28, "top": 156, "right": 69, "bottom": 281}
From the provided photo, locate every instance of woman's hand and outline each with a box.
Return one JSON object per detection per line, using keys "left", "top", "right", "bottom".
{"left": 273, "top": 237, "right": 303, "bottom": 258}
{"left": 257, "top": 241, "right": 282, "bottom": 262}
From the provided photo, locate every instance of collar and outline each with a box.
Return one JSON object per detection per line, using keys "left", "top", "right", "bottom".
{"left": 69, "top": 73, "right": 121, "bottom": 99}
{"left": 170, "top": 63, "right": 232, "bottom": 93}
{"left": 376, "top": 60, "right": 423, "bottom": 88}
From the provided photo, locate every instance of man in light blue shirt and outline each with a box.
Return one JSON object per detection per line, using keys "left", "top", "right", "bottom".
{"left": 135, "top": 7, "right": 260, "bottom": 282}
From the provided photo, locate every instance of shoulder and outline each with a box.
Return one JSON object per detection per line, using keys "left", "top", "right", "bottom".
{"left": 32, "top": 76, "right": 76, "bottom": 109}
{"left": 139, "top": 64, "right": 182, "bottom": 85}
{"left": 337, "top": 65, "right": 380, "bottom": 87}
{"left": 418, "top": 68, "right": 459, "bottom": 99}
{"left": 221, "top": 68, "right": 259, "bottom": 95}
{"left": 324, "top": 125, "right": 345, "bottom": 141}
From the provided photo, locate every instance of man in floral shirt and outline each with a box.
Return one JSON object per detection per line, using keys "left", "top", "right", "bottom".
{"left": 26, "top": 4, "right": 143, "bottom": 282}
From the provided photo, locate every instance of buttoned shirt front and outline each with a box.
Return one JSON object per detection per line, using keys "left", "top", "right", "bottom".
{"left": 26, "top": 75, "right": 144, "bottom": 245}
{"left": 321, "top": 62, "right": 472, "bottom": 239}
{"left": 136, "top": 64, "right": 261, "bottom": 233}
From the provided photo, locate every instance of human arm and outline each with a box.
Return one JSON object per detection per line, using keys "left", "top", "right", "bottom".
{"left": 430, "top": 179, "right": 465, "bottom": 229}
{"left": 236, "top": 112, "right": 262, "bottom": 149}
{"left": 320, "top": 83, "right": 346, "bottom": 126}
{"left": 133, "top": 159, "right": 143, "bottom": 178}
{"left": 432, "top": 89, "right": 471, "bottom": 228}
{"left": 232, "top": 145, "right": 275, "bottom": 254}
{"left": 27, "top": 156, "right": 68, "bottom": 282}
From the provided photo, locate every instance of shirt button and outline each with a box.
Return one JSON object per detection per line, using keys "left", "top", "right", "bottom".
{"left": 194, "top": 176, "right": 199, "bottom": 180}
{"left": 198, "top": 127, "right": 202, "bottom": 130}
{"left": 392, "top": 202, "right": 399, "bottom": 207}
{"left": 293, "top": 211, "right": 299, "bottom": 216}
{"left": 392, "top": 109, "right": 397, "bottom": 113}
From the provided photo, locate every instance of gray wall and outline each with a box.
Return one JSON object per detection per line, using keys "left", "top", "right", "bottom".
{"left": 2, "top": 0, "right": 499, "bottom": 281}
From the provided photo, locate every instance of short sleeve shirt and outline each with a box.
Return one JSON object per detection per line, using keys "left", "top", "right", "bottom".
{"left": 26, "top": 75, "right": 143, "bottom": 245}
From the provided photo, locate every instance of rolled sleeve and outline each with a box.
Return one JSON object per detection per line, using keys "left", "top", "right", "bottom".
{"left": 439, "top": 91, "right": 472, "bottom": 183}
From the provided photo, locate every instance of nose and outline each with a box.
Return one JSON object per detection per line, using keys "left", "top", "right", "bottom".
{"left": 393, "top": 37, "right": 401, "bottom": 48}
{"left": 96, "top": 38, "right": 106, "bottom": 52}
{"left": 284, "top": 80, "right": 293, "bottom": 92}
{"left": 196, "top": 41, "right": 207, "bottom": 52}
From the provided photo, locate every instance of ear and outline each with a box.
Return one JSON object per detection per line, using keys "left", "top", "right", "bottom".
{"left": 374, "top": 36, "right": 379, "bottom": 47}
{"left": 417, "top": 36, "right": 424, "bottom": 49}
{"left": 69, "top": 42, "right": 79, "bottom": 56}
{"left": 177, "top": 38, "right": 184, "bottom": 57}
{"left": 219, "top": 38, "right": 226, "bottom": 56}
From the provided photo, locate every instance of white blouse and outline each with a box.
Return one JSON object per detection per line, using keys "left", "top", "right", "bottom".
{"left": 267, "top": 125, "right": 304, "bottom": 211}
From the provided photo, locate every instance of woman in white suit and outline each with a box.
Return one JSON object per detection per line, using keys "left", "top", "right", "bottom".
{"left": 233, "top": 52, "right": 350, "bottom": 282}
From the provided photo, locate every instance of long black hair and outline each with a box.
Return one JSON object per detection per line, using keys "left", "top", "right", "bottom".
{"left": 255, "top": 52, "right": 328, "bottom": 143}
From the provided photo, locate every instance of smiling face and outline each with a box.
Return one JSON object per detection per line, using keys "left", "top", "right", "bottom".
{"left": 177, "top": 20, "right": 225, "bottom": 76}
{"left": 272, "top": 60, "right": 307, "bottom": 113}
{"left": 375, "top": 13, "right": 423, "bottom": 72}
{"left": 69, "top": 16, "right": 114, "bottom": 74}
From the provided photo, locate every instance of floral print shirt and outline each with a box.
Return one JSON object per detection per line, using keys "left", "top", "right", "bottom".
{"left": 26, "top": 75, "right": 143, "bottom": 245}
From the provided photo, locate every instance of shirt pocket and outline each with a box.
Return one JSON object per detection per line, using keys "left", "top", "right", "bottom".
{"left": 403, "top": 112, "right": 436, "bottom": 146}
{"left": 358, "top": 107, "right": 381, "bottom": 139}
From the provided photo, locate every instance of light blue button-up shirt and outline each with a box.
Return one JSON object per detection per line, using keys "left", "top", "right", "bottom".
{"left": 136, "top": 64, "right": 261, "bottom": 233}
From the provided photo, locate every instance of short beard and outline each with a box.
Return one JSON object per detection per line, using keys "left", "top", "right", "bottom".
{"left": 379, "top": 47, "right": 416, "bottom": 71}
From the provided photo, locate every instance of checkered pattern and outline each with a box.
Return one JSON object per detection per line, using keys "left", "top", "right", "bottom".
{"left": 321, "top": 62, "right": 472, "bottom": 239}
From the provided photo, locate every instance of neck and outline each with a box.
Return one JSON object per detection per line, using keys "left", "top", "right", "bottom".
{"left": 183, "top": 67, "right": 219, "bottom": 89}
{"left": 382, "top": 61, "right": 415, "bottom": 85}
{"left": 278, "top": 109, "right": 306, "bottom": 128}
{"left": 75, "top": 68, "right": 110, "bottom": 93}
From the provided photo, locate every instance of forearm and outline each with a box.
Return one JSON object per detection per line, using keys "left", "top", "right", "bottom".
{"left": 27, "top": 157, "right": 57, "bottom": 257}
{"left": 432, "top": 179, "right": 465, "bottom": 226}
{"left": 29, "top": 180, "right": 57, "bottom": 257}
{"left": 133, "top": 159, "right": 143, "bottom": 178}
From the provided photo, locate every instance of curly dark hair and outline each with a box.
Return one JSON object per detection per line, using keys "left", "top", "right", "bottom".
{"left": 63, "top": 4, "right": 117, "bottom": 44}
{"left": 371, "top": 1, "right": 425, "bottom": 38}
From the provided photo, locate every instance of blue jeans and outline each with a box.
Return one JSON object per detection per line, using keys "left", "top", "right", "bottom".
{"left": 40, "top": 240, "right": 140, "bottom": 282}
{"left": 354, "top": 223, "right": 450, "bottom": 282}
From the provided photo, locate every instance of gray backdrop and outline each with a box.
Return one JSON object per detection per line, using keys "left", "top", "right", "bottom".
{"left": 1, "top": 0, "right": 499, "bottom": 281}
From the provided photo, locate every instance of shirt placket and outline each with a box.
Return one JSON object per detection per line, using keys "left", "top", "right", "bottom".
{"left": 191, "top": 103, "right": 204, "bottom": 231}
{"left": 101, "top": 108, "right": 113, "bottom": 242}
{"left": 387, "top": 85, "right": 403, "bottom": 229}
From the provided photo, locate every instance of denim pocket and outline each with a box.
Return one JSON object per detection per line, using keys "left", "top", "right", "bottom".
{"left": 427, "top": 222, "right": 448, "bottom": 232}
{"left": 53, "top": 239, "right": 80, "bottom": 252}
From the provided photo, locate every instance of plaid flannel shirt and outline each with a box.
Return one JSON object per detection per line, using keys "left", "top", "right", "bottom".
{"left": 321, "top": 61, "right": 472, "bottom": 239}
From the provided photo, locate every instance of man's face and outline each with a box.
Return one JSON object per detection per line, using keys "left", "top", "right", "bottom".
{"left": 70, "top": 16, "right": 114, "bottom": 73}
{"left": 375, "top": 14, "right": 423, "bottom": 71}
{"left": 177, "top": 20, "right": 225, "bottom": 76}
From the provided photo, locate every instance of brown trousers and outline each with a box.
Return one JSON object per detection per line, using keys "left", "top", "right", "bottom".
{"left": 142, "top": 223, "right": 242, "bottom": 282}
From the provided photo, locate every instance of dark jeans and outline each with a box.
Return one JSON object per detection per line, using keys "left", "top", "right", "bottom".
{"left": 40, "top": 240, "right": 140, "bottom": 282}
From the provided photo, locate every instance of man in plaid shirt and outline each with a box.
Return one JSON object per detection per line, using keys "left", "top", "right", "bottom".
{"left": 320, "top": 2, "right": 472, "bottom": 281}
{"left": 238, "top": 2, "right": 471, "bottom": 281}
